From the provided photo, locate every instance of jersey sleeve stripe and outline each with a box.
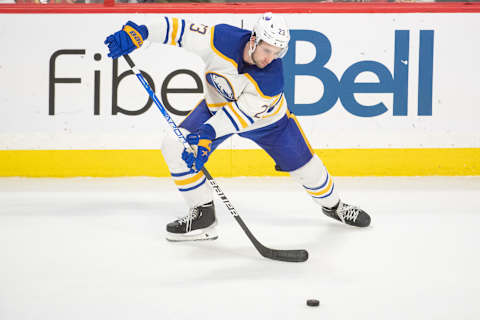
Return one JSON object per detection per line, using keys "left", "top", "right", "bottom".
{"left": 163, "top": 16, "right": 170, "bottom": 44}
{"left": 226, "top": 103, "right": 248, "bottom": 129}
{"left": 170, "top": 18, "right": 179, "bottom": 46}
{"left": 207, "top": 102, "right": 227, "bottom": 108}
{"left": 222, "top": 107, "right": 240, "bottom": 131}
{"left": 178, "top": 19, "right": 186, "bottom": 47}
{"left": 234, "top": 101, "right": 254, "bottom": 124}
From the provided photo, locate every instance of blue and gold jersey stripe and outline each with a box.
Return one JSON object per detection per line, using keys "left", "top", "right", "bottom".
{"left": 222, "top": 102, "right": 255, "bottom": 131}
{"left": 178, "top": 19, "right": 186, "bottom": 47}
{"left": 226, "top": 103, "right": 248, "bottom": 129}
{"left": 163, "top": 17, "right": 170, "bottom": 44}
{"left": 170, "top": 18, "right": 179, "bottom": 46}
{"left": 233, "top": 102, "right": 254, "bottom": 124}
{"left": 207, "top": 102, "right": 227, "bottom": 109}
{"left": 163, "top": 17, "right": 186, "bottom": 47}
{"left": 222, "top": 107, "right": 240, "bottom": 131}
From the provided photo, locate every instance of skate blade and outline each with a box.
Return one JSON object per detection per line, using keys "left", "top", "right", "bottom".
{"left": 166, "top": 225, "right": 218, "bottom": 242}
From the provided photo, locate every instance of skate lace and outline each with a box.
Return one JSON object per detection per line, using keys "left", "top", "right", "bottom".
{"left": 177, "top": 207, "right": 200, "bottom": 233}
{"left": 337, "top": 203, "right": 360, "bottom": 223}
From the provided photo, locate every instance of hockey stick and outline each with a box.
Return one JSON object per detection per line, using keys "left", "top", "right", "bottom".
{"left": 123, "top": 54, "right": 308, "bottom": 262}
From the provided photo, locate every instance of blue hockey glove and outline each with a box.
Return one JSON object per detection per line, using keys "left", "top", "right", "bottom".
{"left": 181, "top": 124, "right": 216, "bottom": 172}
{"left": 104, "top": 21, "right": 148, "bottom": 59}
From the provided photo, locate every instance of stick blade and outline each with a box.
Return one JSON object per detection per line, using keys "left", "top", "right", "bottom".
{"left": 261, "top": 248, "right": 309, "bottom": 262}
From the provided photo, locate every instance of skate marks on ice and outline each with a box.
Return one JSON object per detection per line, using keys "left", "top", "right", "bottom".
{"left": 0, "top": 177, "right": 479, "bottom": 320}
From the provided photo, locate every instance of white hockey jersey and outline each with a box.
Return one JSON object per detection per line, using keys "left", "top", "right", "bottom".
{"left": 146, "top": 17, "right": 288, "bottom": 139}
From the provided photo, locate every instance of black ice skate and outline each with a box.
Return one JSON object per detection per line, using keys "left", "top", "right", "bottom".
{"left": 166, "top": 201, "right": 218, "bottom": 241}
{"left": 322, "top": 201, "right": 371, "bottom": 227}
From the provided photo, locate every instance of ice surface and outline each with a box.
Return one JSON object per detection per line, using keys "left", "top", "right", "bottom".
{"left": 0, "top": 177, "right": 479, "bottom": 320}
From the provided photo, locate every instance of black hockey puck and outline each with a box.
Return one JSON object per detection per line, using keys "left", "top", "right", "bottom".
{"left": 306, "top": 299, "right": 320, "bottom": 307}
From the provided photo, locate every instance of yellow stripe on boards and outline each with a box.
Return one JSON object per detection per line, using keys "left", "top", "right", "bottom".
{"left": 0, "top": 148, "right": 479, "bottom": 177}
{"left": 173, "top": 171, "right": 204, "bottom": 186}
{"left": 170, "top": 18, "right": 179, "bottom": 46}
{"left": 0, "top": 150, "right": 169, "bottom": 177}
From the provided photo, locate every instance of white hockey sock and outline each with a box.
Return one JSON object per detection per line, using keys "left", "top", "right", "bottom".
{"left": 289, "top": 154, "right": 340, "bottom": 208}
{"left": 161, "top": 131, "right": 213, "bottom": 208}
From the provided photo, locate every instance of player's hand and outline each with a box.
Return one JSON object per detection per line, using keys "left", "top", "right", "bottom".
{"left": 181, "top": 125, "right": 216, "bottom": 172}
{"left": 104, "top": 21, "right": 148, "bottom": 59}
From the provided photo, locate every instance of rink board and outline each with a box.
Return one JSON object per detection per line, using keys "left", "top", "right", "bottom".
{"left": 0, "top": 148, "right": 479, "bottom": 177}
{"left": 1, "top": 4, "right": 479, "bottom": 176}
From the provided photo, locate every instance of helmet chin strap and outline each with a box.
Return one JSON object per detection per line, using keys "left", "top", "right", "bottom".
{"left": 247, "top": 36, "right": 257, "bottom": 63}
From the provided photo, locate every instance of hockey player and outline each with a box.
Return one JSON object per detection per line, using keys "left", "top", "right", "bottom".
{"left": 104, "top": 13, "right": 371, "bottom": 241}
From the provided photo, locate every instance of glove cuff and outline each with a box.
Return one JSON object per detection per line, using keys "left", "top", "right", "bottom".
{"left": 123, "top": 22, "right": 149, "bottom": 48}
{"left": 198, "top": 139, "right": 212, "bottom": 152}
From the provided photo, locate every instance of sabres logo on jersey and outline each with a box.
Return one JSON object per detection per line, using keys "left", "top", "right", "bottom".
{"left": 206, "top": 72, "right": 236, "bottom": 102}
